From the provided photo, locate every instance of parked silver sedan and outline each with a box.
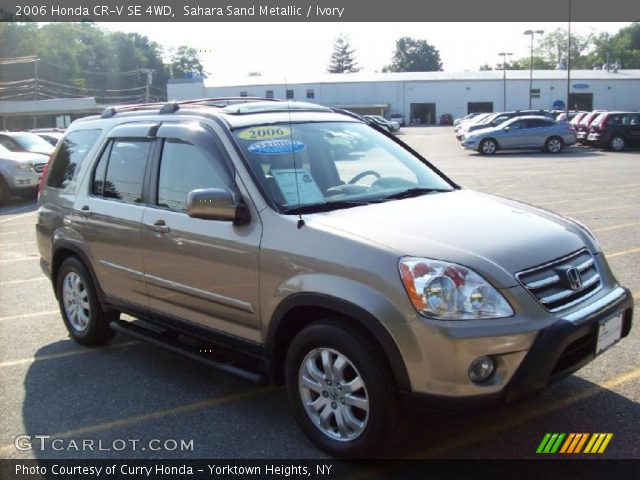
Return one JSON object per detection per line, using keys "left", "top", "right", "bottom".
{"left": 461, "top": 116, "right": 576, "bottom": 155}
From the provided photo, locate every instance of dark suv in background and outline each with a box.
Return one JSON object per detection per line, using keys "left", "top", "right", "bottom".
{"left": 586, "top": 111, "right": 640, "bottom": 151}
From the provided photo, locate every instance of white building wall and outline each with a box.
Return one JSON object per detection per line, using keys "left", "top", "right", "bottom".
{"left": 168, "top": 74, "right": 640, "bottom": 121}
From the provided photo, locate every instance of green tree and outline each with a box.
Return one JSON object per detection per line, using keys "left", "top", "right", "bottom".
{"left": 587, "top": 23, "right": 640, "bottom": 69}
{"left": 169, "top": 45, "right": 205, "bottom": 78}
{"left": 327, "top": 35, "right": 360, "bottom": 73}
{"left": 537, "top": 28, "right": 593, "bottom": 69}
{"left": 384, "top": 37, "right": 442, "bottom": 72}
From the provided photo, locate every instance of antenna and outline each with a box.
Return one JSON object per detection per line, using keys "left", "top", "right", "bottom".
{"left": 284, "top": 76, "right": 304, "bottom": 229}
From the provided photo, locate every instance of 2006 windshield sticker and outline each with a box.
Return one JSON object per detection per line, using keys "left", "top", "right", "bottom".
{"left": 248, "top": 139, "right": 306, "bottom": 155}
{"left": 239, "top": 126, "right": 291, "bottom": 140}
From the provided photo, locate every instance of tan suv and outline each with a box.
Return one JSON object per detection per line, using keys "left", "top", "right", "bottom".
{"left": 36, "top": 99, "right": 634, "bottom": 457}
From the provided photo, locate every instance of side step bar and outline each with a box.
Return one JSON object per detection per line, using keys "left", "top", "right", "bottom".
{"left": 109, "top": 320, "right": 268, "bottom": 386}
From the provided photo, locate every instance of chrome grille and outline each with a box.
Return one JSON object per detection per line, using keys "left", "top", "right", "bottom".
{"left": 33, "top": 163, "right": 46, "bottom": 173}
{"left": 517, "top": 249, "right": 601, "bottom": 313}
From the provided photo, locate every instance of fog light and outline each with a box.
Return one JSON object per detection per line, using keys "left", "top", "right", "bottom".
{"left": 468, "top": 356, "right": 495, "bottom": 383}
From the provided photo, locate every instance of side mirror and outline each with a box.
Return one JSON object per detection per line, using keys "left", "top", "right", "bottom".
{"left": 186, "top": 188, "right": 249, "bottom": 225}
{"left": 503, "top": 126, "right": 511, "bottom": 132}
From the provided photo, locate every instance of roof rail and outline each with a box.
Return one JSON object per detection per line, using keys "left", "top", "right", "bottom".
{"left": 99, "top": 97, "right": 284, "bottom": 119}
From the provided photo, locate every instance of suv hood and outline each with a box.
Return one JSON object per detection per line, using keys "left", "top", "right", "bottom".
{"left": 311, "top": 189, "right": 589, "bottom": 287}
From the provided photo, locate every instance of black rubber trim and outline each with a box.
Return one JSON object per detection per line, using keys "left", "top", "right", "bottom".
{"left": 266, "top": 293, "right": 411, "bottom": 391}
{"left": 104, "top": 295, "right": 265, "bottom": 363}
{"left": 400, "top": 390, "right": 503, "bottom": 412}
{"left": 504, "top": 287, "right": 634, "bottom": 402}
{"left": 109, "top": 319, "right": 267, "bottom": 385}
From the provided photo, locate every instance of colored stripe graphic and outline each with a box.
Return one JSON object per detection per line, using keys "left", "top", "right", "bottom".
{"left": 538, "top": 433, "right": 613, "bottom": 454}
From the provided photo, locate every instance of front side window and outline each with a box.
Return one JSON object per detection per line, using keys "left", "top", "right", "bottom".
{"left": 156, "top": 139, "right": 232, "bottom": 212}
{"left": 233, "top": 121, "right": 453, "bottom": 213}
{"left": 47, "top": 129, "right": 101, "bottom": 189}
{"left": 101, "top": 139, "right": 151, "bottom": 203}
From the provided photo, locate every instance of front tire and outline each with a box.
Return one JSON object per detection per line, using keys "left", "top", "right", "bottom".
{"left": 0, "top": 177, "right": 10, "bottom": 206}
{"left": 56, "top": 257, "right": 117, "bottom": 346}
{"left": 479, "top": 138, "right": 497, "bottom": 155}
{"left": 609, "top": 135, "right": 626, "bottom": 152}
{"left": 545, "top": 136, "right": 564, "bottom": 153}
{"left": 285, "top": 320, "right": 399, "bottom": 458}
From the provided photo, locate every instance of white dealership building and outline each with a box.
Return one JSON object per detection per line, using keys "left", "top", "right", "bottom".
{"left": 167, "top": 69, "right": 640, "bottom": 124}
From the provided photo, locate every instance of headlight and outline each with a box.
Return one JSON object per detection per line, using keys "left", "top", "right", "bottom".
{"left": 15, "top": 162, "right": 34, "bottom": 172}
{"left": 399, "top": 257, "right": 513, "bottom": 320}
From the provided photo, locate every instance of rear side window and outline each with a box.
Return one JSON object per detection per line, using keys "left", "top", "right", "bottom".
{"left": 95, "top": 139, "right": 151, "bottom": 204}
{"left": 46, "top": 129, "right": 101, "bottom": 189}
{"left": 157, "top": 139, "right": 232, "bottom": 212}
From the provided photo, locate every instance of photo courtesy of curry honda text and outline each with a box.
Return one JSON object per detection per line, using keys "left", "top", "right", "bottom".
{"left": 36, "top": 98, "right": 634, "bottom": 458}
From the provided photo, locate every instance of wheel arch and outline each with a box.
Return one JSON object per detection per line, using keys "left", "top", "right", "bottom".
{"left": 266, "top": 293, "right": 411, "bottom": 391}
{"left": 51, "top": 241, "right": 104, "bottom": 303}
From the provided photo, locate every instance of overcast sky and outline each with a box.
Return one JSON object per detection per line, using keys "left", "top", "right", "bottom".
{"left": 102, "top": 22, "right": 631, "bottom": 83}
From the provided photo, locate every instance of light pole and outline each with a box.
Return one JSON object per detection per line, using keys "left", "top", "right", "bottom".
{"left": 566, "top": 0, "right": 572, "bottom": 115}
{"left": 498, "top": 52, "right": 512, "bottom": 111}
{"left": 523, "top": 29, "right": 544, "bottom": 109}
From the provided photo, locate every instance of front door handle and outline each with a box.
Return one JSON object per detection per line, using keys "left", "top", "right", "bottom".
{"left": 147, "top": 219, "right": 170, "bottom": 234}
{"left": 77, "top": 205, "right": 92, "bottom": 218}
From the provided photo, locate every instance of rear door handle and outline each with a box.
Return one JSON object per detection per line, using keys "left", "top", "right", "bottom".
{"left": 147, "top": 219, "right": 170, "bottom": 234}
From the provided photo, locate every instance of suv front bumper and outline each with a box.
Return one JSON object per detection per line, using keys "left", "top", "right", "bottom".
{"left": 400, "top": 287, "right": 634, "bottom": 410}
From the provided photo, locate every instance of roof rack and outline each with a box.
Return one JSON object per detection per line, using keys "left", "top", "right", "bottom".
{"left": 99, "top": 97, "right": 284, "bottom": 119}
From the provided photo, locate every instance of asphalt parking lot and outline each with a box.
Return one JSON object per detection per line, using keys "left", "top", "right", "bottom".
{"left": 0, "top": 126, "right": 638, "bottom": 461}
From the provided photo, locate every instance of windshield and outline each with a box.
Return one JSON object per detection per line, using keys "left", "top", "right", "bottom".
{"left": 233, "top": 121, "right": 454, "bottom": 213}
{"left": 11, "top": 132, "right": 53, "bottom": 150}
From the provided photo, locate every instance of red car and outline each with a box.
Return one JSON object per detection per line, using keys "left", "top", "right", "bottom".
{"left": 440, "top": 114, "right": 454, "bottom": 125}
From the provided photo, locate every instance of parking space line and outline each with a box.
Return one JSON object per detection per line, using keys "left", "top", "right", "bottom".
{"left": 0, "top": 388, "right": 275, "bottom": 454}
{"left": 594, "top": 221, "right": 640, "bottom": 233}
{"left": 564, "top": 205, "right": 630, "bottom": 215}
{"left": 0, "top": 341, "right": 138, "bottom": 368}
{"left": 0, "top": 277, "right": 47, "bottom": 286}
{"left": 0, "top": 229, "right": 35, "bottom": 236}
{"left": 0, "top": 241, "right": 36, "bottom": 247}
{"left": 0, "top": 211, "right": 36, "bottom": 224}
{"left": 608, "top": 247, "right": 640, "bottom": 259}
{"left": 0, "top": 256, "right": 38, "bottom": 264}
{"left": 542, "top": 191, "right": 640, "bottom": 207}
{"left": 0, "top": 310, "right": 59, "bottom": 322}
{"left": 406, "top": 366, "right": 640, "bottom": 459}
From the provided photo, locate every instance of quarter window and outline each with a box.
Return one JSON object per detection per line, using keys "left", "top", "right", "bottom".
{"left": 46, "top": 129, "right": 101, "bottom": 189}
{"left": 157, "top": 139, "right": 232, "bottom": 212}
{"left": 101, "top": 139, "right": 151, "bottom": 203}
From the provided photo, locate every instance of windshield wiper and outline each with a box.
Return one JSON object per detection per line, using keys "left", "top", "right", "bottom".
{"left": 282, "top": 200, "right": 373, "bottom": 214}
{"left": 380, "top": 187, "right": 452, "bottom": 200}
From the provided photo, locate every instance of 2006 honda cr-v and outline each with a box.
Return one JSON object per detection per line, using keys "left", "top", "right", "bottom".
{"left": 36, "top": 99, "right": 634, "bottom": 457}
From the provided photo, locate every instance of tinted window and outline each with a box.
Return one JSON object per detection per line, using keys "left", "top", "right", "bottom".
{"left": 47, "top": 130, "right": 101, "bottom": 189}
{"left": 157, "top": 139, "right": 232, "bottom": 212}
{"left": 102, "top": 140, "right": 151, "bottom": 203}
{"left": 525, "top": 119, "right": 554, "bottom": 128}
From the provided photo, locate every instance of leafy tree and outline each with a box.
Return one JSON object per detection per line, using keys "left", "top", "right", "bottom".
{"left": 479, "top": 63, "right": 493, "bottom": 71}
{"left": 169, "top": 45, "right": 205, "bottom": 78}
{"left": 587, "top": 23, "right": 640, "bottom": 69}
{"left": 327, "top": 35, "right": 360, "bottom": 73}
{"left": 384, "top": 37, "right": 442, "bottom": 72}
{"left": 537, "top": 28, "right": 593, "bottom": 69}
{"left": 248, "top": 71, "right": 262, "bottom": 77}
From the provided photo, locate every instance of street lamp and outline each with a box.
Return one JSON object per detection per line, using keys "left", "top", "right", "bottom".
{"left": 498, "top": 52, "right": 513, "bottom": 111}
{"left": 523, "top": 29, "right": 544, "bottom": 109}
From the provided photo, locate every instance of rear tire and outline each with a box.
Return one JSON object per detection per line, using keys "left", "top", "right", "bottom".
{"left": 609, "top": 135, "right": 626, "bottom": 152}
{"left": 545, "top": 136, "right": 564, "bottom": 153}
{"left": 56, "top": 257, "right": 117, "bottom": 346}
{"left": 479, "top": 138, "right": 497, "bottom": 155}
{"left": 285, "top": 319, "right": 399, "bottom": 458}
